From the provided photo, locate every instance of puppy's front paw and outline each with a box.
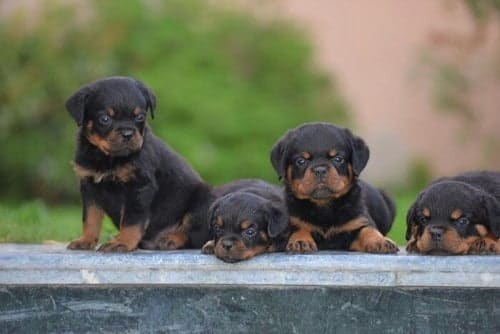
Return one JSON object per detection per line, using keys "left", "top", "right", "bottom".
{"left": 67, "top": 238, "right": 97, "bottom": 250}
{"left": 201, "top": 240, "right": 215, "bottom": 254}
{"left": 468, "top": 237, "right": 500, "bottom": 255}
{"left": 156, "top": 231, "right": 188, "bottom": 250}
{"left": 364, "top": 237, "right": 399, "bottom": 254}
{"left": 98, "top": 240, "right": 136, "bottom": 253}
{"left": 351, "top": 227, "right": 399, "bottom": 254}
{"left": 286, "top": 232, "right": 318, "bottom": 254}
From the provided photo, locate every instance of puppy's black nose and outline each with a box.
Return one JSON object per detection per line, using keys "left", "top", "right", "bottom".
{"left": 120, "top": 129, "right": 135, "bottom": 141}
{"left": 429, "top": 226, "right": 444, "bottom": 242}
{"left": 221, "top": 239, "right": 233, "bottom": 251}
{"left": 313, "top": 166, "right": 328, "bottom": 178}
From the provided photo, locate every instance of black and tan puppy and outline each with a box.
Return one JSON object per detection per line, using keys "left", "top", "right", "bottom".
{"left": 270, "top": 122, "right": 398, "bottom": 254}
{"left": 202, "top": 179, "right": 289, "bottom": 262}
{"left": 66, "top": 76, "right": 213, "bottom": 252}
{"left": 406, "top": 171, "right": 500, "bottom": 255}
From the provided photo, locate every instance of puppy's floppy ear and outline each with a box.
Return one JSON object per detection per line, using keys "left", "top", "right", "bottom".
{"left": 266, "top": 203, "right": 289, "bottom": 238}
{"left": 270, "top": 132, "right": 291, "bottom": 182}
{"left": 207, "top": 199, "right": 222, "bottom": 235}
{"left": 343, "top": 128, "right": 370, "bottom": 176}
{"left": 65, "top": 86, "right": 91, "bottom": 126}
{"left": 405, "top": 201, "right": 418, "bottom": 241}
{"left": 482, "top": 194, "right": 500, "bottom": 237}
{"left": 134, "top": 79, "right": 157, "bottom": 119}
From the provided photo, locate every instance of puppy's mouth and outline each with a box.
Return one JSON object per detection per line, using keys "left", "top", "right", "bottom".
{"left": 108, "top": 145, "right": 141, "bottom": 157}
{"left": 310, "top": 183, "right": 335, "bottom": 199}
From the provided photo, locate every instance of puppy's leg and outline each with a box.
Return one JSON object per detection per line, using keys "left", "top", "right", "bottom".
{"left": 468, "top": 235, "right": 500, "bottom": 255}
{"left": 98, "top": 207, "right": 146, "bottom": 253}
{"left": 286, "top": 217, "right": 318, "bottom": 253}
{"left": 155, "top": 214, "right": 191, "bottom": 250}
{"left": 68, "top": 186, "right": 103, "bottom": 250}
{"left": 350, "top": 226, "right": 399, "bottom": 254}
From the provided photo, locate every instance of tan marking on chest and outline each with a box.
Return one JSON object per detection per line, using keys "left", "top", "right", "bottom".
{"left": 72, "top": 161, "right": 136, "bottom": 183}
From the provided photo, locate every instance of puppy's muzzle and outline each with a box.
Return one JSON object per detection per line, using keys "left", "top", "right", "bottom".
{"left": 429, "top": 226, "right": 445, "bottom": 242}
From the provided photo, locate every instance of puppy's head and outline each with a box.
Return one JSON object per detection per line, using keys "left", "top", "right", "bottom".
{"left": 207, "top": 192, "right": 288, "bottom": 263}
{"left": 270, "top": 122, "right": 369, "bottom": 205}
{"left": 406, "top": 180, "right": 500, "bottom": 255}
{"left": 66, "top": 76, "right": 156, "bottom": 157}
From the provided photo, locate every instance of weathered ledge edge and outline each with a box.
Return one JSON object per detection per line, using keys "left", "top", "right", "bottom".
{"left": 1, "top": 244, "right": 499, "bottom": 287}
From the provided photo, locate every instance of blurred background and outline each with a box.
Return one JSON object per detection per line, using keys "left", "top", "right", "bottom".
{"left": 0, "top": 0, "right": 499, "bottom": 245}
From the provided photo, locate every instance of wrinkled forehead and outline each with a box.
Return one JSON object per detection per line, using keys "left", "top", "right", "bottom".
{"left": 419, "top": 182, "right": 480, "bottom": 215}
{"left": 290, "top": 126, "right": 347, "bottom": 155}
{"left": 216, "top": 194, "right": 266, "bottom": 222}
{"left": 87, "top": 82, "right": 147, "bottom": 111}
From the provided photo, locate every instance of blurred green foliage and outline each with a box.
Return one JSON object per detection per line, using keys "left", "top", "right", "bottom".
{"left": 0, "top": 0, "right": 348, "bottom": 203}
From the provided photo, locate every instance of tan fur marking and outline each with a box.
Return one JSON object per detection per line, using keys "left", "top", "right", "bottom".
{"left": 325, "top": 216, "right": 369, "bottom": 238}
{"left": 349, "top": 226, "right": 398, "bottom": 253}
{"left": 72, "top": 161, "right": 135, "bottom": 183}
{"left": 67, "top": 204, "right": 104, "bottom": 250}
{"left": 475, "top": 224, "right": 489, "bottom": 237}
{"left": 107, "top": 108, "right": 115, "bottom": 117}
{"left": 328, "top": 149, "right": 337, "bottom": 157}
{"left": 415, "top": 226, "right": 479, "bottom": 254}
{"left": 286, "top": 216, "right": 318, "bottom": 253}
{"left": 422, "top": 207, "right": 431, "bottom": 218}
{"left": 133, "top": 107, "right": 142, "bottom": 116}
{"left": 157, "top": 231, "right": 188, "bottom": 250}
{"left": 240, "top": 220, "right": 252, "bottom": 230}
{"left": 214, "top": 239, "right": 267, "bottom": 261}
{"left": 450, "top": 209, "right": 463, "bottom": 220}
{"left": 215, "top": 216, "right": 224, "bottom": 227}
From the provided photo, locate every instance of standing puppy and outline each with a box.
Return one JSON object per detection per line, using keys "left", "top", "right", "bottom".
{"left": 406, "top": 171, "right": 500, "bottom": 255}
{"left": 270, "top": 122, "right": 398, "bottom": 254}
{"left": 66, "top": 76, "right": 212, "bottom": 252}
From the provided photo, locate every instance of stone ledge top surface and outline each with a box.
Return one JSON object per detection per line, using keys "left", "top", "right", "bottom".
{"left": 1, "top": 244, "right": 499, "bottom": 287}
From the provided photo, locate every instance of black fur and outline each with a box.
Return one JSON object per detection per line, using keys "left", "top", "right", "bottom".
{"left": 203, "top": 179, "right": 289, "bottom": 262}
{"left": 66, "top": 76, "right": 212, "bottom": 252}
{"left": 406, "top": 171, "right": 500, "bottom": 254}
{"left": 270, "top": 122, "right": 397, "bottom": 253}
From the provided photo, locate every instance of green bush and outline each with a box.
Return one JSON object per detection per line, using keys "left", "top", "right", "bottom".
{"left": 0, "top": 0, "right": 348, "bottom": 203}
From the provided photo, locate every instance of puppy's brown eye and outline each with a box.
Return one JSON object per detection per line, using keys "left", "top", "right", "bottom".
{"left": 242, "top": 227, "right": 256, "bottom": 238}
{"left": 296, "top": 158, "right": 307, "bottom": 167}
{"left": 99, "top": 114, "right": 111, "bottom": 125}
{"left": 417, "top": 216, "right": 426, "bottom": 224}
{"left": 135, "top": 114, "right": 146, "bottom": 122}
{"left": 332, "top": 155, "right": 344, "bottom": 164}
{"left": 457, "top": 217, "right": 469, "bottom": 226}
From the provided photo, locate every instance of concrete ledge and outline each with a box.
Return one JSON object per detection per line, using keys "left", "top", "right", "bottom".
{"left": 1, "top": 244, "right": 500, "bottom": 287}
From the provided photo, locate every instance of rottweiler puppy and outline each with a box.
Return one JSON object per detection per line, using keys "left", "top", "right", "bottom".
{"left": 406, "top": 171, "right": 500, "bottom": 255}
{"left": 270, "top": 122, "right": 398, "bottom": 254}
{"left": 201, "top": 179, "right": 289, "bottom": 262}
{"left": 66, "top": 76, "right": 213, "bottom": 252}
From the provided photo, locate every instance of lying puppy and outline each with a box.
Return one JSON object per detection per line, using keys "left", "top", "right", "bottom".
{"left": 202, "top": 179, "right": 289, "bottom": 262}
{"left": 66, "top": 76, "right": 212, "bottom": 252}
{"left": 406, "top": 171, "right": 500, "bottom": 255}
{"left": 270, "top": 122, "right": 398, "bottom": 254}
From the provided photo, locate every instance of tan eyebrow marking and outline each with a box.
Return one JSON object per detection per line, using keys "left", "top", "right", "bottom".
{"left": 328, "top": 149, "right": 337, "bottom": 157}
{"left": 301, "top": 152, "right": 311, "bottom": 159}
{"left": 450, "top": 209, "right": 463, "bottom": 220}
{"left": 422, "top": 207, "right": 431, "bottom": 218}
